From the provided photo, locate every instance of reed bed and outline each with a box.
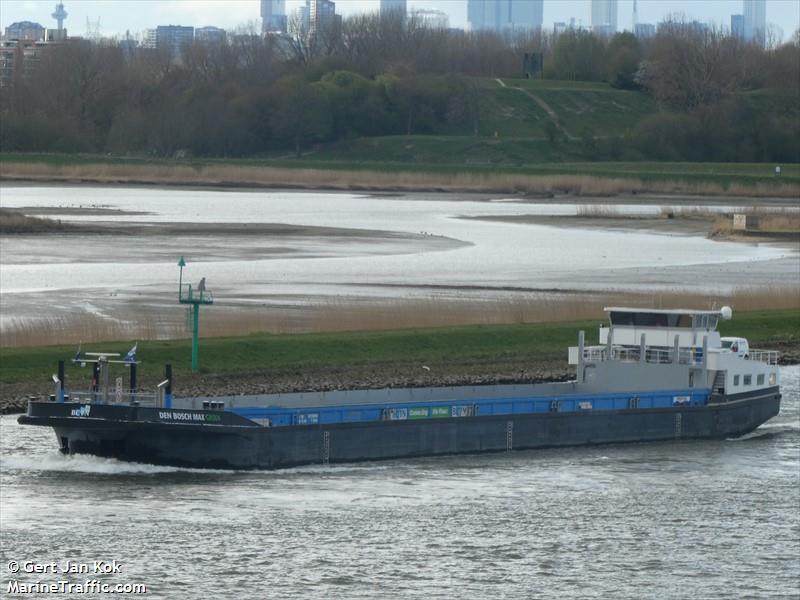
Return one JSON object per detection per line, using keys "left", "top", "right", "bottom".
{"left": 0, "top": 208, "right": 73, "bottom": 233}
{"left": 573, "top": 204, "right": 652, "bottom": 218}
{"left": 3, "top": 161, "right": 799, "bottom": 198}
{"left": 2, "top": 286, "right": 798, "bottom": 348}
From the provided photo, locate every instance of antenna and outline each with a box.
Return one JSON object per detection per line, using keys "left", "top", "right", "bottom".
{"left": 632, "top": 0, "right": 638, "bottom": 28}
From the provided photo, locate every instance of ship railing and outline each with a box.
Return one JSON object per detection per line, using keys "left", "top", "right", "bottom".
{"left": 179, "top": 283, "right": 213, "bottom": 305}
{"left": 582, "top": 345, "right": 701, "bottom": 366}
{"left": 747, "top": 350, "right": 779, "bottom": 365}
{"left": 46, "top": 390, "right": 160, "bottom": 407}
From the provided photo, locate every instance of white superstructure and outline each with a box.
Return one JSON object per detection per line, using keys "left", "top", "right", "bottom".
{"left": 569, "top": 307, "right": 780, "bottom": 399}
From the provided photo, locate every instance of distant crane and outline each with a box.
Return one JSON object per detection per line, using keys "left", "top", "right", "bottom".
{"left": 52, "top": 2, "right": 68, "bottom": 32}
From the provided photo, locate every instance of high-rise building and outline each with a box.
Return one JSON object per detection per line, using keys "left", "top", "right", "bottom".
{"left": 289, "top": 3, "right": 310, "bottom": 36}
{"left": 731, "top": 14, "right": 745, "bottom": 39}
{"left": 467, "top": 0, "right": 542, "bottom": 32}
{"left": 155, "top": 25, "right": 194, "bottom": 57}
{"left": 634, "top": 23, "right": 655, "bottom": 38}
{"left": 632, "top": 0, "right": 654, "bottom": 38}
{"left": 310, "top": 0, "right": 338, "bottom": 35}
{"left": 261, "top": 0, "right": 287, "bottom": 34}
{"left": 195, "top": 26, "right": 226, "bottom": 44}
{"left": 380, "top": 0, "right": 406, "bottom": 18}
{"left": 591, "top": 0, "right": 618, "bottom": 36}
{"left": 509, "top": 0, "right": 543, "bottom": 31}
{"left": 142, "top": 29, "right": 158, "bottom": 49}
{"left": 0, "top": 38, "right": 47, "bottom": 88}
{"left": 743, "top": 0, "right": 766, "bottom": 45}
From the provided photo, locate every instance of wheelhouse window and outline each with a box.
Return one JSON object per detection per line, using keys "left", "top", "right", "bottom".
{"left": 609, "top": 312, "right": 693, "bottom": 328}
{"left": 721, "top": 340, "right": 733, "bottom": 349}
{"left": 743, "top": 375, "right": 752, "bottom": 385}
{"left": 757, "top": 374, "right": 765, "bottom": 385}
{"left": 733, "top": 375, "right": 740, "bottom": 386}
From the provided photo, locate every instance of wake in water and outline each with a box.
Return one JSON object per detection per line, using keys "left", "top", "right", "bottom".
{"left": 727, "top": 420, "right": 800, "bottom": 442}
{"left": 0, "top": 451, "right": 399, "bottom": 477}
{"left": 0, "top": 452, "right": 234, "bottom": 475}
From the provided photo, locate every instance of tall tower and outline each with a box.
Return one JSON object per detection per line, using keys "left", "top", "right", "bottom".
{"left": 632, "top": 0, "right": 638, "bottom": 28}
{"left": 509, "top": 0, "right": 543, "bottom": 31}
{"left": 310, "top": 0, "right": 337, "bottom": 35}
{"left": 591, "top": 0, "right": 618, "bottom": 36}
{"left": 743, "top": 0, "right": 766, "bottom": 46}
{"left": 261, "top": 0, "right": 287, "bottom": 33}
{"left": 468, "top": 0, "right": 541, "bottom": 32}
{"left": 51, "top": 2, "right": 68, "bottom": 32}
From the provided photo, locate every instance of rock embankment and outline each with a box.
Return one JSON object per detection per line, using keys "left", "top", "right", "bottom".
{"left": 3, "top": 349, "right": 797, "bottom": 415}
{"left": 0, "top": 358, "right": 571, "bottom": 414}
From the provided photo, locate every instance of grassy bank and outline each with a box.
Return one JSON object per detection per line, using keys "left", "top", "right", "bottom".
{"left": 2, "top": 310, "right": 797, "bottom": 388}
{"left": 1, "top": 152, "right": 798, "bottom": 197}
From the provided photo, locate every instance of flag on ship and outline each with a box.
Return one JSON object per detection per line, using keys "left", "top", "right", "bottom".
{"left": 123, "top": 344, "right": 137, "bottom": 364}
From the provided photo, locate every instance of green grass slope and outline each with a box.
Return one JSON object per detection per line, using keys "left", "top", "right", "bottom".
{"left": 1, "top": 311, "right": 797, "bottom": 387}
{"left": 500, "top": 78, "right": 657, "bottom": 138}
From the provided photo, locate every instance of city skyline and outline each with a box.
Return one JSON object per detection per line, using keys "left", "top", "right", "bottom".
{"left": 468, "top": 0, "right": 543, "bottom": 32}
{"left": 2, "top": 0, "right": 798, "bottom": 41}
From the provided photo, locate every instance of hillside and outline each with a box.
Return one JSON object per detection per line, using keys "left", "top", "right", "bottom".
{"left": 293, "top": 77, "right": 798, "bottom": 167}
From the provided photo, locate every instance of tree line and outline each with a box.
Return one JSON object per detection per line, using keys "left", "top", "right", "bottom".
{"left": 1, "top": 12, "right": 798, "bottom": 162}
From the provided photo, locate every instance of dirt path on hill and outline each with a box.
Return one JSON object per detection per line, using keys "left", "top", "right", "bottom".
{"left": 496, "top": 79, "right": 577, "bottom": 141}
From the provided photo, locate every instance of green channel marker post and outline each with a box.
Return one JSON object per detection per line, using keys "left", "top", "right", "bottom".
{"left": 177, "top": 256, "right": 214, "bottom": 372}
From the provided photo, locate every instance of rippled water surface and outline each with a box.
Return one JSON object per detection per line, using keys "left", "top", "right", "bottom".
{"left": 1, "top": 366, "right": 798, "bottom": 599}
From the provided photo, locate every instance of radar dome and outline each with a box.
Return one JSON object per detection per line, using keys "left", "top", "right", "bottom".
{"left": 720, "top": 306, "right": 733, "bottom": 320}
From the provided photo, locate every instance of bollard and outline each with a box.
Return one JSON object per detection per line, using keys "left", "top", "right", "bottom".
{"left": 57, "top": 360, "right": 65, "bottom": 402}
{"left": 164, "top": 364, "right": 173, "bottom": 409}
{"left": 130, "top": 363, "right": 137, "bottom": 399}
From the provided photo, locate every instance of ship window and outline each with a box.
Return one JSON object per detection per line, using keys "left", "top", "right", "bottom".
{"left": 757, "top": 374, "right": 765, "bottom": 385}
{"left": 733, "top": 375, "right": 740, "bottom": 386}
{"left": 743, "top": 375, "right": 752, "bottom": 385}
{"left": 610, "top": 312, "right": 694, "bottom": 328}
{"left": 721, "top": 340, "right": 733, "bottom": 349}
{"left": 769, "top": 373, "right": 776, "bottom": 385}
{"left": 610, "top": 312, "right": 634, "bottom": 326}
{"left": 666, "top": 314, "right": 689, "bottom": 327}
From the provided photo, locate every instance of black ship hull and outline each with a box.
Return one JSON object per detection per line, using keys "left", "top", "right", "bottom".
{"left": 18, "top": 388, "right": 781, "bottom": 470}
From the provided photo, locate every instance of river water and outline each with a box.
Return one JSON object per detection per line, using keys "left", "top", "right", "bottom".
{"left": 1, "top": 185, "right": 798, "bottom": 342}
{"left": 1, "top": 366, "right": 797, "bottom": 599}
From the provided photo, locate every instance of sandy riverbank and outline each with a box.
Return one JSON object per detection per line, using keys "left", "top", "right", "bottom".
{"left": 461, "top": 213, "right": 800, "bottom": 245}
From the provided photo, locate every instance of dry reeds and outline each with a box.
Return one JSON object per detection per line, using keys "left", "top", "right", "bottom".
{"left": 3, "top": 161, "right": 799, "bottom": 198}
{"left": 576, "top": 204, "right": 622, "bottom": 217}
{"left": 708, "top": 206, "right": 800, "bottom": 236}
{"left": 0, "top": 208, "right": 73, "bottom": 234}
{"left": 2, "top": 286, "right": 797, "bottom": 348}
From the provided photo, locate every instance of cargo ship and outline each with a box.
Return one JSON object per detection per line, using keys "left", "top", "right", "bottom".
{"left": 19, "top": 307, "right": 781, "bottom": 470}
